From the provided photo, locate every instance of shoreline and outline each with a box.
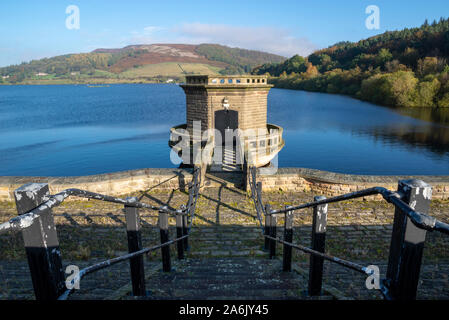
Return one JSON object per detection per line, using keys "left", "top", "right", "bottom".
{"left": 269, "top": 82, "right": 448, "bottom": 109}
{"left": 2, "top": 82, "right": 447, "bottom": 110}
{"left": 0, "top": 80, "right": 167, "bottom": 85}
{"left": 1, "top": 167, "right": 448, "bottom": 202}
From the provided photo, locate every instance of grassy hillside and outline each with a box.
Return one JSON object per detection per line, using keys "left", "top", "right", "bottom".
{"left": 253, "top": 18, "right": 449, "bottom": 108}
{"left": 120, "top": 62, "right": 222, "bottom": 78}
{"left": 0, "top": 44, "right": 285, "bottom": 84}
{"left": 196, "top": 44, "right": 285, "bottom": 74}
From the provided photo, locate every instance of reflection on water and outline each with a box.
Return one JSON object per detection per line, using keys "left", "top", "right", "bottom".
{"left": 0, "top": 85, "right": 448, "bottom": 176}
{"left": 360, "top": 124, "right": 449, "bottom": 155}
{"left": 396, "top": 107, "right": 449, "bottom": 126}
{"left": 268, "top": 89, "right": 449, "bottom": 175}
{"left": 384, "top": 108, "right": 449, "bottom": 155}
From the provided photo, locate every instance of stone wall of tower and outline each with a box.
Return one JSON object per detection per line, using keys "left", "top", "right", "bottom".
{"left": 207, "top": 87, "right": 270, "bottom": 133}
{"left": 182, "top": 84, "right": 271, "bottom": 135}
{"left": 184, "top": 86, "right": 210, "bottom": 133}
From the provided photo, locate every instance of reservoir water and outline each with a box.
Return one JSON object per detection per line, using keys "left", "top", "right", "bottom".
{"left": 0, "top": 84, "right": 448, "bottom": 176}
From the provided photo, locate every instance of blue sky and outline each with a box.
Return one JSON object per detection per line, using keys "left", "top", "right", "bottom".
{"left": 0, "top": 0, "right": 448, "bottom": 67}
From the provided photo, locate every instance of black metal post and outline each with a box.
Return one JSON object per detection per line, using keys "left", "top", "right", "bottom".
{"left": 386, "top": 179, "right": 431, "bottom": 300}
{"left": 159, "top": 208, "right": 171, "bottom": 272}
{"left": 176, "top": 212, "right": 184, "bottom": 260}
{"left": 264, "top": 204, "right": 271, "bottom": 251}
{"left": 181, "top": 204, "right": 189, "bottom": 251}
{"left": 243, "top": 159, "right": 249, "bottom": 192}
{"left": 124, "top": 197, "right": 146, "bottom": 296}
{"left": 308, "top": 195, "right": 328, "bottom": 296}
{"left": 270, "top": 215, "right": 277, "bottom": 259}
{"left": 14, "top": 183, "right": 65, "bottom": 300}
{"left": 256, "top": 182, "right": 263, "bottom": 214}
{"left": 256, "top": 182, "right": 262, "bottom": 196}
{"left": 283, "top": 206, "right": 293, "bottom": 272}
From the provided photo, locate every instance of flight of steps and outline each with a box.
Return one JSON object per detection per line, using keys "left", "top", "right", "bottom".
{"left": 119, "top": 226, "right": 335, "bottom": 300}
{"left": 210, "top": 146, "right": 242, "bottom": 172}
{"left": 130, "top": 258, "right": 332, "bottom": 300}
{"left": 188, "top": 226, "right": 265, "bottom": 258}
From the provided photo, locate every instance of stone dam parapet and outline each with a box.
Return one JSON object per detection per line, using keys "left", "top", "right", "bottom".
{"left": 0, "top": 168, "right": 448, "bottom": 202}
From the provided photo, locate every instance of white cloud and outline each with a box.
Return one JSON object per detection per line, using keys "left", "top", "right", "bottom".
{"left": 173, "top": 23, "right": 317, "bottom": 57}
{"left": 122, "top": 23, "right": 317, "bottom": 57}
{"left": 143, "top": 26, "right": 163, "bottom": 33}
{"left": 126, "top": 26, "right": 165, "bottom": 45}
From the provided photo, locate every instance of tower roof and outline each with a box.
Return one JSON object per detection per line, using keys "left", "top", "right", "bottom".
{"left": 182, "top": 75, "right": 272, "bottom": 88}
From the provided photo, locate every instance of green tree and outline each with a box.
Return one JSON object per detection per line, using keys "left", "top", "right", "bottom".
{"left": 361, "top": 71, "right": 418, "bottom": 107}
{"left": 400, "top": 47, "right": 420, "bottom": 68}
{"left": 304, "top": 63, "right": 319, "bottom": 78}
{"left": 375, "top": 48, "right": 393, "bottom": 68}
{"left": 285, "top": 55, "right": 307, "bottom": 74}
{"left": 438, "top": 92, "right": 449, "bottom": 107}
{"left": 415, "top": 78, "right": 440, "bottom": 106}
{"left": 416, "top": 57, "right": 445, "bottom": 77}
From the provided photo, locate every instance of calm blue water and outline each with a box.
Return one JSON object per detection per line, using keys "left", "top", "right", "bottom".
{"left": 0, "top": 84, "right": 448, "bottom": 176}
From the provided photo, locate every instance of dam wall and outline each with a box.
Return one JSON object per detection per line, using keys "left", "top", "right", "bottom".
{"left": 0, "top": 168, "right": 448, "bottom": 201}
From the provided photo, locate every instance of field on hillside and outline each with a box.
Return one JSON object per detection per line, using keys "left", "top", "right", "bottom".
{"left": 120, "top": 62, "right": 222, "bottom": 78}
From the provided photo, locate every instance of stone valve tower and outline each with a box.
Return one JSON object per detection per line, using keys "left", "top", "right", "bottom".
{"left": 169, "top": 75, "right": 284, "bottom": 175}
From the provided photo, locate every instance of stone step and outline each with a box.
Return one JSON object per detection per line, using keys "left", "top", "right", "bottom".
{"left": 119, "top": 258, "right": 336, "bottom": 300}
{"left": 210, "top": 147, "right": 242, "bottom": 172}
{"left": 135, "top": 294, "right": 334, "bottom": 300}
{"left": 136, "top": 294, "right": 304, "bottom": 300}
{"left": 163, "top": 289, "right": 303, "bottom": 299}
{"left": 188, "top": 251, "right": 266, "bottom": 258}
{"left": 178, "top": 258, "right": 272, "bottom": 266}
{"left": 190, "top": 229, "right": 261, "bottom": 234}
{"left": 161, "top": 281, "right": 303, "bottom": 291}
{"left": 190, "top": 233, "right": 261, "bottom": 239}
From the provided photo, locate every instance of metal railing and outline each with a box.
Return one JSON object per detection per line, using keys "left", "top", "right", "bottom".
{"left": 0, "top": 167, "right": 201, "bottom": 300}
{"left": 248, "top": 166, "right": 449, "bottom": 300}
{"left": 244, "top": 124, "right": 285, "bottom": 167}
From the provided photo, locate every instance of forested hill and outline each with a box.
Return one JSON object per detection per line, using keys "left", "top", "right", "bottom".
{"left": 0, "top": 44, "right": 285, "bottom": 84}
{"left": 253, "top": 18, "right": 449, "bottom": 108}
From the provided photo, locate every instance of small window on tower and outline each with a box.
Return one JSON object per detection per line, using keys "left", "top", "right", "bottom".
{"left": 228, "top": 79, "right": 233, "bottom": 84}
{"left": 220, "top": 79, "right": 225, "bottom": 84}
{"left": 212, "top": 79, "right": 218, "bottom": 83}
{"left": 236, "top": 79, "right": 241, "bottom": 83}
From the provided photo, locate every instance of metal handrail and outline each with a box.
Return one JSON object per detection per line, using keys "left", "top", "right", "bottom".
{"left": 248, "top": 170, "right": 265, "bottom": 233}
{"left": 268, "top": 187, "right": 449, "bottom": 235}
{"left": 0, "top": 167, "right": 202, "bottom": 236}
{"left": 249, "top": 166, "right": 449, "bottom": 235}
{"left": 0, "top": 188, "right": 179, "bottom": 235}
{"left": 58, "top": 168, "right": 201, "bottom": 300}
{"left": 264, "top": 234, "right": 372, "bottom": 275}
{"left": 248, "top": 166, "right": 449, "bottom": 300}
{"left": 0, "top": 166, "right": 202, "bottom": 300}
{"left": 58, "top": 234, "right": 189, "bottom": 300}
{"left": 187, "top": 167, "right": 201, "bottom": 231}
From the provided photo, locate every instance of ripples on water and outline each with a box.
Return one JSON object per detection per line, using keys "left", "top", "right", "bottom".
{"left": 0, "top": 84, "right": 448, "bottom": 176}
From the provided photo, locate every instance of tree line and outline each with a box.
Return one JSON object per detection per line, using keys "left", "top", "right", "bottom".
{"left": 253, "top": 18, "right": 449, "bottom": 108}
